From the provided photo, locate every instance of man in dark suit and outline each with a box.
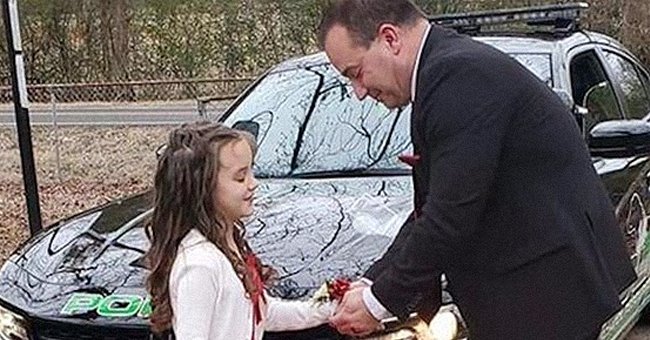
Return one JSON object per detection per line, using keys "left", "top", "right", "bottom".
{"left": 319, "top": 0, "right": 637, "bottom": 339}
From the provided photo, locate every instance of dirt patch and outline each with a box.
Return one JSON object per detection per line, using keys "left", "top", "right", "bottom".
{"left": 0, "top": 125, "right": 174, "bottom": 264}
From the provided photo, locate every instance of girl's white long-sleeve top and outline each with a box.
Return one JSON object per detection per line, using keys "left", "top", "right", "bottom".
{"left": 169, "top": 229, "right": 334, "bottom": 340}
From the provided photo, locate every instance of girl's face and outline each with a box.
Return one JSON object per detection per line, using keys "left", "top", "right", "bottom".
{"left": 214, "top": 139, "right": 258, "bottom": 224}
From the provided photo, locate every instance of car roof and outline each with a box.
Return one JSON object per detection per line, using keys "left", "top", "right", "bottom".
{"left": 476, "top": 30, "right": 628, "bottom": 54}
{"left": 271, "top": 52, "right": 329, "bottom": 73}
{"left": 273, "top": 29, "right": 629, "bottom": 72}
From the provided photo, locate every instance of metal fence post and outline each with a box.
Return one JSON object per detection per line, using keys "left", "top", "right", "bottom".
{"left": 50, "top": 85, "right": 62, "bottom": 183}
{"left": 3, "top": 0, "right": 42, "bottom": 234}
{"left": 197, "top": 98, "right": 207, "bottom": 119}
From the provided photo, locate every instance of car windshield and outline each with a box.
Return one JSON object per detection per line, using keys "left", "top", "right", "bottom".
{"left": 221, "top": 62, "right": 413, "bottom": 179}
{"left": 221, "top": 53, "right": 551, "bottom": 179}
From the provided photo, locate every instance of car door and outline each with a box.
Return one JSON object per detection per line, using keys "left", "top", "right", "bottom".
{"left": 597, "top": 46, "right": 650, "bottom": 273}
{"left": 567, "top": 46, "right": 648, "bottom": 270}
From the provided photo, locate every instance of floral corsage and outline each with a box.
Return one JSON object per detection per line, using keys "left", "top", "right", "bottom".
{"left": 310, "top": 278, "right": 351, "bottom": 305}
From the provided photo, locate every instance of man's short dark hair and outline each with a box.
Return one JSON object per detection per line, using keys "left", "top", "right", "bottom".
{"left": 318, "top": 0, "right": 426, "bottom": 49}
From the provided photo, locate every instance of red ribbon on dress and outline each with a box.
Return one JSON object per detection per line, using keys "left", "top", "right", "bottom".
{"left": 245, "top": 253, "right": 267, "bottom": 326}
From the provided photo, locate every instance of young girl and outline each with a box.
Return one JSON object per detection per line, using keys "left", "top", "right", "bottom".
{"left": 145, "top": 122, "right": 334, "bottom": 339}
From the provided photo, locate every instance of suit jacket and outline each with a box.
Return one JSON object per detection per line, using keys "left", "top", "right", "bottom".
{"left": 366, "top": 25, "right": 637, "bottom": 339}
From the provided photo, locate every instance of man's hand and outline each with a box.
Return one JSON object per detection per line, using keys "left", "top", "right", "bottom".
{"left": 330, "top": 288, "right": 382, "bottom": 337}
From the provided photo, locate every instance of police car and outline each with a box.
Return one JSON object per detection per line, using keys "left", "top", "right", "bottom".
{"left": 2, "top": 3, "right": 650, "bottom": 339}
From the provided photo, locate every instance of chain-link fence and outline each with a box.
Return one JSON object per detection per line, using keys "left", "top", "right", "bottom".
{"left": 1, "top": 76, "right": 255, "bottom": 257}
{"left": 0, "top": 77, "right": 253, "bottom": 103}
{"left": 196, "top": 94, "right": 242, "bottom": 121}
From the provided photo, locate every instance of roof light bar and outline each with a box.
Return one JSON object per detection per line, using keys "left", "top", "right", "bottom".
{"left": 429, "top": 2, "right": 589, "bottom": 32}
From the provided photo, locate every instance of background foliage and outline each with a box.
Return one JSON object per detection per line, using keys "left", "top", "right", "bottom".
{"left": 0, "top": 0, "right": 648, "bottom": 84}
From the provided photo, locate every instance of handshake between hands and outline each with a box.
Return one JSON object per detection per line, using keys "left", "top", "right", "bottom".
{"left": 326, "top": 280, "right": 436, "bottom": 340}
{"left": 328, "top": 280, "right": 383, "bottom": 337}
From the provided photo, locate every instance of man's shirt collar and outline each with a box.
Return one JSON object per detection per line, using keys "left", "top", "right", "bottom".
{"left": 411, "top": 24, "right": 432, "bottom": 103}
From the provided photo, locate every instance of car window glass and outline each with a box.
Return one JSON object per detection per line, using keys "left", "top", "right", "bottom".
{"left": 639, "top": 66, "right": 650, "bottom": 95}
{"left": 569, "top": 50, "right": 621, "bottom": 132}
{"left": 481, "top": 39, "right": 553, "bottom": 86}
{"left": 222, "top": 68, "right": 319, "bottom": 177}
{"left": 603, "top": 51, "right": 650, "bottom": 120}
{"left": 636, "top": 65, "right": 650, "bottom": 120}
{"left": 509, "top": 53, "right": 553, "bottom": 87}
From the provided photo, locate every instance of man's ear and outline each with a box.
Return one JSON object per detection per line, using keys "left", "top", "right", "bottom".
{"left": 377, "top": 23, "right": 401, "bottom": 54}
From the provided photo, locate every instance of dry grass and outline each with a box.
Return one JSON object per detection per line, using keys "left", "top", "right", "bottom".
{"left": 0, "top": 125, "right": 175, "bottom": 264}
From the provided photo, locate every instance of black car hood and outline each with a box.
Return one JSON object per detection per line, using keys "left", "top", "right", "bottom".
{"left": 0, "top": 176, "right": 412, "bottom": 323}
{"left": 0, "top": 193, "right": 153, "bottom": 323}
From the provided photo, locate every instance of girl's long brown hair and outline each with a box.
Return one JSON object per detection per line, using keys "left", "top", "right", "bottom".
{"left": 144, "top": 121, "right": 269, "bottom": 334}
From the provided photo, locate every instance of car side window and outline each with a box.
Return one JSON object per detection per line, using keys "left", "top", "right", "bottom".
{"left": 569, "top": 50, "right": 622, "bottom": 133}
{"left": 639, "top": 66, "right": 650, "bottom": 97}
{"left": 635, "top": 64, "right": 650, "bottom": 119}
{"left": 602, "top": 51, "right": 650, "bottom": 120}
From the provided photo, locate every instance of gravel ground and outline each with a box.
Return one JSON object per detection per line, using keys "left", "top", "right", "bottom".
{"left": 1, "top": 125, "right": 649, "bottom": 339}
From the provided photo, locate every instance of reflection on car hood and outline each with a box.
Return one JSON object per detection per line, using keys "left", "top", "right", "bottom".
{"left": 0, "top": 176, "right": 413, "bottom": 323}
{"left": 0, "top": 193, "right": 153, "bottom": 323}
{"left": 249, "top": 177, "right": 412, "bottom": 299}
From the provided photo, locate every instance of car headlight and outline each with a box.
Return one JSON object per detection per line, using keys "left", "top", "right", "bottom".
{"left": 429, "top": 308, "right": 459, "bottom": 340}
{"left": 0, "top": 304, "right": 28, "bottom": 340}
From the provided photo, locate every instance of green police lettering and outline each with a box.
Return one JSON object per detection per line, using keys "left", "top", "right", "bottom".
{"left": 97, "top": 295, "right": 142, "bottom": 317}
{"left": 61, "top": 293, "right": 152, "bottom": 318}
{"left": 137, "top": 296, "right": 152, "bottom": 318}
{"left": 61, "top": 293, "right": 102, "bottom": 315}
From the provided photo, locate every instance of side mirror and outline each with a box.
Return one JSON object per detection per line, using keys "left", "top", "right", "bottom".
{"left": 155, "top": 144, "right": 167, "bottom": 159}
{"left": 232, "top": 120, "right": 260, "bottom": 140}
{"left": 588, "top": 120, "right": 650, "bottom": 158}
